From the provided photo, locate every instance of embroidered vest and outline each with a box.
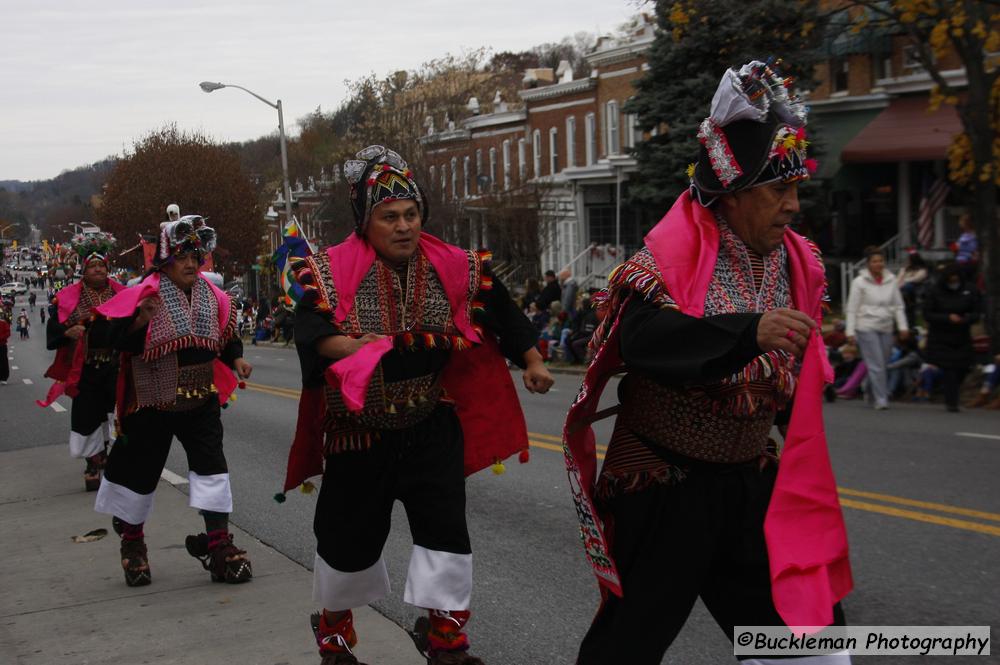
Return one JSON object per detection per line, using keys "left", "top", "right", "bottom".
{"left": 294, "top": 247, "right": 489, "bottom": 452}
{"left": 613, "top": 222, "right": 797, "bottom": 462}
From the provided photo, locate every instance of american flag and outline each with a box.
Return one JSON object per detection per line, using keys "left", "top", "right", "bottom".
{"left": 917, "top": 175, "right": 949, "bottom": 249}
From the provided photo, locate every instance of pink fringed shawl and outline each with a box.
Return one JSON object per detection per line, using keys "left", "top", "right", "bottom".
{"left": 563, "top": 191, "right": 852, "bottom": 629}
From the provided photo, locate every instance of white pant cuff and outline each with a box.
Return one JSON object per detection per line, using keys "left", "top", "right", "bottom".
{"left": 313, "top": 553, "right": 390, "bottom": 611}
{"left": 94, "top": 478, "right": 155, "bottom": 524}
{"left": 69, "top": 426, "right": 107, "bottom": 459}
{"left": 188, "top": 472, "right": 233, "bottom": 513}
{"left": 743, "top": 650, "right": 852, "bottom": 664}
{"left": 403, "top": 545, "right": 472, "bottom": 611}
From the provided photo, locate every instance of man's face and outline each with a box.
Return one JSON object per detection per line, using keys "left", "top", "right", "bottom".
{"left": 162, "top": 251, "right": 200, "bottom": 291}
{"left": 82, "top": 260, "right": 108, "bottom": 289}
{"left": 365, "top": 199, "right": 421, "bottom": 265}
{"left": 721, "top": 181, "right": 800, "bottom": 255}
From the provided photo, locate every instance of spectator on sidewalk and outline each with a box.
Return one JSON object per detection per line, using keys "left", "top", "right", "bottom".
{"left": 0, "top": 312, "right": 9, "bottom": 384}
{"left": 559, "top": 268, "right": 579, "bottom": 317}
{"left": 887, "top": 333, "right": 922, "bottom": 399}
{"left": 922, "top": 263, "right": 980, "bottom": 412}
{"left": 968, "top": 354, "right": 1000, "bottom": 409}
{"left": 954, "top": 214, "right": 979, "bottom": 284}
{"left": 846, "top": 246, "right": 909, "bottom": 410}
{"left": 898, "top": 251, "right": 929, "bottom": 328}
{"left": 536, "top": 269, "right": 561, "bottom": 311}
{"left": 566, "top": 297, "right": 599, "bottom": 364}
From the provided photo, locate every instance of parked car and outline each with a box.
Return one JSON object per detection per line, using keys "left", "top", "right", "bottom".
{"left": 0, "top": 281, "right": 28, "bottom": 296}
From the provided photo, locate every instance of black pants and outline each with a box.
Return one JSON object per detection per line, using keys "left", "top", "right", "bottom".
{"left": 315, "top": 404, "right": 470, "bottom": 572}
{"left": 577, "top": 460, "right": 845, "bottom": 665}
{"left": 0, "top": 345, "right": 8, "bottom": 382}
{"left": 941, "top": 367, "right": 969, "bottom": 410}
{"left": 71, "top": 363, "right": 117, "bottom": 438}
{"left": 104, "top": 399, "right": 227, "bottom": 495}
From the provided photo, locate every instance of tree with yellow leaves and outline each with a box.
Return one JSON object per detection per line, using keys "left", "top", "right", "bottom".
{"left": 839, "top": 0, "right": 999, "bottom": 352}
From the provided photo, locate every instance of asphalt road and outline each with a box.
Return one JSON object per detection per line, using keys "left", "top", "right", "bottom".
{"left": 2, "top": 286, "right": 998, "bottom": 664}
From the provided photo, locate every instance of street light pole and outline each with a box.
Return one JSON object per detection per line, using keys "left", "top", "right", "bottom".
{"left": 199, "top": 81, "right": 294, "bottom": 227}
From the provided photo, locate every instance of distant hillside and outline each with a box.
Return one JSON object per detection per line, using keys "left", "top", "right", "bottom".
{"left": 0, "top": 180, "right": 32, "bottom": 193}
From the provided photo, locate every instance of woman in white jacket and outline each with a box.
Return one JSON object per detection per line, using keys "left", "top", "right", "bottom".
{"left": 846, "top": 247, "right": 909, "bottom": 409}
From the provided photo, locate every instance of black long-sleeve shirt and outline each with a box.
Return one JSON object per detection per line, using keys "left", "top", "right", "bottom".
{"left": 295, "top": 268, "right": 537, "bottom": 389}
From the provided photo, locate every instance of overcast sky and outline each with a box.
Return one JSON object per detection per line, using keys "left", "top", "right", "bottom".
{"left": 1, "top": 0, "right": 639, "bottom": 181}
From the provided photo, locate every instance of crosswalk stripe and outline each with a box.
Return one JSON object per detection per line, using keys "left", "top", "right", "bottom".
{"left": 22, "top": 378, "right": 32, "bottom": 385}
{"left": 50, "top": 402, "right": 66, "bottom": 413}
{"left": 160, "top": 469, "right": 189, "bottom": 485}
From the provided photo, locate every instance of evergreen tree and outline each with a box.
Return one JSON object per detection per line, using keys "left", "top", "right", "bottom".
{"left": 628, "top": 0, "right": 826, "bottom": 211}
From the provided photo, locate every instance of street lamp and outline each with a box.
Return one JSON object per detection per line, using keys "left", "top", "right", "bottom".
{"left": 199, "top": 81, "right": 294, "bottom": 229}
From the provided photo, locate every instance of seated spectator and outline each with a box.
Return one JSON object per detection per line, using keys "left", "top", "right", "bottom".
{"left": 968, "top": 354, "right": 1000, "bottom": 409}
{"left": 887, "top": 334, "right": 922, "bottom": 399}
{"left": 567, "top": 298, "right": 600, "bottom": 364}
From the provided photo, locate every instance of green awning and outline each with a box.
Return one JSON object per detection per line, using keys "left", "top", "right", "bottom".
{"left": 810, "top": 107, "right": 884, "bottom": 179}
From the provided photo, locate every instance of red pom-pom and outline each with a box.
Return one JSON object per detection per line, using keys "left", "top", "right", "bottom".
{"left": 795, "top": 127, "right": 807, "bottom": 141}
{"left": 238, "top": 381, "right": 247, "bottom": 390}
{"left": 518, "top": 449, "right": 530, "bottom": 463}
{"left": 804, "top": 158, "right": 819, "bottom": 174}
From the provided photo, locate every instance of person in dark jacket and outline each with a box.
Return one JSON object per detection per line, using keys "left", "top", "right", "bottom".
{"left": 923, "top": 264, "right": 980, "bottom": 412}
{"left": 535, "top": 269, "right": 561, "bottom": 310}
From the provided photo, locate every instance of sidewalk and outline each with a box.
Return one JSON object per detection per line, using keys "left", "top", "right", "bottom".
{"left": 0, "top": 444, "right": 423, "bottom": 665}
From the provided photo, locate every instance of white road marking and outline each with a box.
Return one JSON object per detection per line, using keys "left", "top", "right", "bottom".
{"left": 956, "top": 432, "right": 1000, "bottom": 442}
{"left": 22, "top": 378, "right": 32, "bottom": 385}
{"left": 160, "top": 469, "right": 189, "bottom": 485}
{"left": 11, "top": 366, "right": 17, "bottom": 370}
{"left": 50, "top": 402, "right": 66, "bottom": 412}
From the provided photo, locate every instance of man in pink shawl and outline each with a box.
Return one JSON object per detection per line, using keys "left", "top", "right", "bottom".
{"left": 565, "top": 61, "right": 852, "bottom": 664}
{"left": 93, "top": 217, "right": 254, "bottom": 589}
{"left": 41, "top": 231, "right": 125, "bottom": 491}
{"left": 286, "top": 146, "right": 552, "bottom": 665}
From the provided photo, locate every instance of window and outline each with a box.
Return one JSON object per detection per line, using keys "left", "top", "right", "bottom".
{"left": 429, "top": 166, "right": 436, "bottom": 192}
{"left": 450, "top": 157, "right": 458, "bottom": 200}
{"left": 475, "top": 150, "right": 483, "bottom": 193}
{"left": 902, "top": 45, "right": 929, "bottom": 71}
{"left": 518, "top": 138, "right": 527, "bottom": 181}
{"left": 585, "top": 113, "right": 597, "bottom": 165}
{"left": 605, "top": 100, "right": 619, "bottom": 156}
{"left": 463, "top": 156, "right": 470, "bottom": 198}
{"left": 489, "top": 147, "right": 497, "bottom": 191}
{"left": 532, "top": 129, "right": 542, "bottom": 178}
{"left": 440, "top": 164, "right": 447, "bottom": 203}
{"left": 565, "top": 116, "right": 577, "bottom": 168}
{"left": 831, "top": 58, "right": 849, "bottom": 92}
{"left": 549, "top": 127, "right": 559, "bottom": 174}
{"left": 624, "top": 112, "right": 640, "bottom": 149}
{"left": 502, "top": 140, "right": 511, "bottom": 190}
{"left": 873, "top": 53, "right": 893, "bottom": 81}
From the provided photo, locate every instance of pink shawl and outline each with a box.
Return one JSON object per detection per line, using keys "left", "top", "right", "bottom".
{"left": 37, "top": 279, "right": 127, "bottom": 407}
{"left": 323, "top": 232, "right": 481, "bottom": 412}
{"left": 563, "top": 190, "right": 852, "bottom": 629}
{"left": 95, "top": 272, "right": 238, "bottom": 406}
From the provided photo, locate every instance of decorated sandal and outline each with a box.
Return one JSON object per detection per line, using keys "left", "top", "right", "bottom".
{"left": 120, "top": 538, "right": 151, "bottom": 587}
{"left": 185, "top": 532, "right": 253, "bottom": 583}
{"left": 311, "top": 612, "right": 368, "bottom": 665}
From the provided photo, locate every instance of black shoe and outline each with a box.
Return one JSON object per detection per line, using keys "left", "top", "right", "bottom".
{"left": 186, "top": 532, "right": 253, "bottom": 583}
{"left": 120, "top": 539, "right": 151, "bottom": 587}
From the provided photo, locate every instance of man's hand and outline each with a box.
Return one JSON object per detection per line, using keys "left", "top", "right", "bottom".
{"left": 317, "top": 333, "right": 386, "bottom": 360}
{"left": 757, "top": 308, "right": 817, "bottom": 359}
{"left": 948, "top": 313, "right": 963, "bottom": 324}
{"left": 64, "top": 324, "right": 86, "bottom": 340}
{"left": 523, "top": 360, "right": 554, "bottom": 394}
{"left": 232, "top": 358, "right": 253, "bottom": 379}
{"left": 129, "top": 297, "right": 160, "bottom": 332}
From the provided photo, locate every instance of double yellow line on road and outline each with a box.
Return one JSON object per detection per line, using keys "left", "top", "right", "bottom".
{"left": 244, "top": 381, "right": 1000, "bottom": 537}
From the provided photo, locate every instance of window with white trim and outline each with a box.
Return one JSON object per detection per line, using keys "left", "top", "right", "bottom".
{"left": 502, "top": 140, "right": 511, "bottom": 190}
{"left": 585, "top": 113, "right": 596, "bottom": 165}
{"left": 549, "top": 127, "right": 559, "bottom": 174}
{"left": 440, "top": 164, "right": 446, "bottom": 203}
{"left": 429, "top": 166, "right": 436, "bottom": 191}
{"left": 624, "top": 112, "right": 640, "bottom": 149}
{"left": 489, "top": 147, "right": 497, "bottom": 191}
{"left": 463, "top": 156, "right": 470, "bottom": 198}
{"left": 518, "top": 138, "right": 527, "bottom": 181}
{"left": 605, "top": 100, "right": 619, "bottom": 156}
{"left": 532, "top": 129, "right": 542, "bottom": 178}
{"left": 475, "top": 150, "right": 483, "bottom": 193}
{"left": 450, "top": 157, "right": 458, "bottom": 200}
{"left": 565, "top": 116, "right": 576, "bottom": 167}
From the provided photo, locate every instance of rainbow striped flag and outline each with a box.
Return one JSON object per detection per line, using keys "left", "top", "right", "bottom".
{"left": 274, "top": 218, "right": 312, "bottom": 306}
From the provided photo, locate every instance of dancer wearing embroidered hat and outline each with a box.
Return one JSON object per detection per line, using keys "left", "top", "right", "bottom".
{"left": 92, "top": 216, "right": 254, "bottom": 588}
{"left": 39, "top": 231, "right": 126, "bottom": 491}
{"left": 283, "top": 145, "right": 553, "bottom": 665}
{"left": 564, "top": 60, "right": 854, "bottom": 664}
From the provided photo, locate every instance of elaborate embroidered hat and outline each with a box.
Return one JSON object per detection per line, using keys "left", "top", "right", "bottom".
{"left": 154, "top": 215, "right": 217, "bottom": 266}
{"left": 343, "top": 145, "right": 428, "bottom": 235}
{"left": 690, "top": 60, "right": 817, "bottom": 206}
{"left": 70, "top": 231, "right": 117, "bottom": 266}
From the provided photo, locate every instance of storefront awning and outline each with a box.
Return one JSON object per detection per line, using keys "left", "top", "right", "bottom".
{"left": 810, "top": 107, "right": 883, "bottom": 179}
{"left": 841, "top": 96, "right": 963, "bottom": 163}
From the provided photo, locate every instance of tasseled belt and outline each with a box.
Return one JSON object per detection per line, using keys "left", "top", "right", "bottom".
{"left": 159, "top": 362, "right": 217, "bottom": 412}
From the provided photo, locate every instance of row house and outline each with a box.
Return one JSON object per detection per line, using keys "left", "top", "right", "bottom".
{"left": 419, "top": 14, "right": 656, "bottom": 285}
{"left": 808, "top": 27, "right": 966, "bottom": 259}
